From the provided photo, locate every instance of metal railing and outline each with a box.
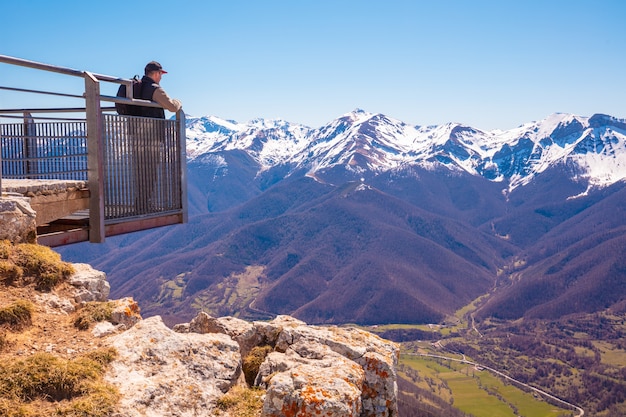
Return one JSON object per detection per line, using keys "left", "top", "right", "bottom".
{"left": 0, "top": 55, "right": 188, "bottom": 243}
{"left": 1, "top": 116, "right": 88, "bottom": 180}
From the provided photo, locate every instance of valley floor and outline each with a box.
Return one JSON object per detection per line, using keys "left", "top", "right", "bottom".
{"left": 369, "top": 310, "right": 626, "bottom": 417}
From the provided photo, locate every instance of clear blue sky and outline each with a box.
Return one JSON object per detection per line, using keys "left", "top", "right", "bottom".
{"left": 1, "top": 0, "right": 625, "bottom": 130}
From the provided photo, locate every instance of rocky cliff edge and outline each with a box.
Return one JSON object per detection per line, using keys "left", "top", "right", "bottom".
{"left": 0, "top": 242, "right": 399, "bottom": 417}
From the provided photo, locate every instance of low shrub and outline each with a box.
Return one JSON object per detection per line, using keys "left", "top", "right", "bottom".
{"left": 73, "top": 302, "right": 114, "bottom": 330}
{"left": 82, "top": 347, "right": 118, "bottom": 367}
{"left": 0, "top": 300, "right": 34, "bottom": 330}
{"left": 0, "top": 240, "right": 11, "bottom": 259}
{"left": 54, "top": 383, "right": 119, "bottom": 417}
{"left": 11, "top": 243, "right": 75, "bottom": 291}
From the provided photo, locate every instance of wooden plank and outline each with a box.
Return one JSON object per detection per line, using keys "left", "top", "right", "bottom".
{"left": 37, "top": 228, "right": 89, "bottom": 247}
{"left": 37, "top": 212, "right": 184, "bottom": 247}
{"left": 104, "top": 213, "right": 184, "bottom": 237}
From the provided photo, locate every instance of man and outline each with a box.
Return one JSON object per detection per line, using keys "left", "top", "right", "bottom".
{"left": 137, "top": 61, "right": 182, "bottom": 117}
{"left": 130, "top": 61, "right": 183, "bottom": 214}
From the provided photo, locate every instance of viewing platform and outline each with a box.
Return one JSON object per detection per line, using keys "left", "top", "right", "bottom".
{"left": 1, "top": 55, "right": 187, "bottom": 246}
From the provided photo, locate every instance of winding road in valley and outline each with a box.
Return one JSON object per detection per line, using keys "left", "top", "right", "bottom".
{"left": 405, "top": 352, "right": 584, "bottom": 417}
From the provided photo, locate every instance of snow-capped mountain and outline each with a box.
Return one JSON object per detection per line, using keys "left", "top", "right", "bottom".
{"left": 186, "top": 109, "right": 626, "bottom": 191}
{"left": 186, "top": 115, "right": 312, "bottom": 169}
{"left": 61, "top": 110, "right": 626, "bottom": 330}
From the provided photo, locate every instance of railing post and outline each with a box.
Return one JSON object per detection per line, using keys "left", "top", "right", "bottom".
{"left": 0, "top": 125, "right": 2, "bottom": 193}
{"left": 23, "top": 112, "right": 35, "bottom": 178}
{"left": 84, "top": 72, "right": 105, "bottom": 243}
{"left": 177, "top": 109, "right": 188, "bottom": 223}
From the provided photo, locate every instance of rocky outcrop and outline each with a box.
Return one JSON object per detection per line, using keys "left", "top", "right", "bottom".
{"left": 106, "top": 315, "right": 242, "bottom": 417}
{"left": 68, "top": 263, "right": 111, "bottom": 303}
{"left": 0, "top": 195, "right": 37, "bottom": 244}
{"left": 109, "top": 297, "right": 142, "bottom": 328}
{"left": 261, "top": 353, "right": 365, "bottom": 417}
{"left": 177, "top": 313, "right": 399, "bottom": 417}
{"left": 0, "top": 238, "right": 398, "bottom": 417}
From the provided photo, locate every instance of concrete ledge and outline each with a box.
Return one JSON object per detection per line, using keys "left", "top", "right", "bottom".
{"left": 2, "top": 179, "right": 90, "bottom": 226}
{"left": 2, "top": 179, "right": 87, "bottom": 195}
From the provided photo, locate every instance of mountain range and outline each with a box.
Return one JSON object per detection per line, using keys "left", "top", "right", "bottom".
{"left": 58, "top": 110, "right": 626, "bottom": 326}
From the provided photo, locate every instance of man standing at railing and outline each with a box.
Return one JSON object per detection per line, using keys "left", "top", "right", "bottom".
{"left": 131, "top": 61, "right": 183, "bottom": 214}
{"left": 138, "top": 61, "right": 182, "bottom": 117}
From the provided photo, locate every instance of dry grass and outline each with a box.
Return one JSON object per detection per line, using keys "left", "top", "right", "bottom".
{"left": 242, "top": 345, "right": 273, "bottom": 386}
{"left": 0, "top": 240, "right": 120, "bottom": 416}
{"left": 0, "top": 348, "right": 119, "bottom": 417}
{"left": 73, "top": 302, "right": 114, "bottom": 330}
{"left": 215, "top": 385, "right": 265, "bottom": 417}
{"left": 0, "top": 331, "right": 7, "bottom": 352}
{"left": 0, "top": 240, "right": 74, "bottom": 291}
{"left": 0, "top": 259, "right": 23, "bottom": 284}
{"left": 0, "top": 300, "right": 34, "bottom": 330}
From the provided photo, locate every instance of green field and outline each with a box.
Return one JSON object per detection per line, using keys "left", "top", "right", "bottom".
{"left": 400, "top": 354, "right": 571, "bottom": 417}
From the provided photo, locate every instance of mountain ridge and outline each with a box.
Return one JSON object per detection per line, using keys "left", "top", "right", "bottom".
{"left": 57, "top": 110, "right": 626, "bottom": 326}
{"left": 186, "top": 109, "right": 626, "bottom": 194}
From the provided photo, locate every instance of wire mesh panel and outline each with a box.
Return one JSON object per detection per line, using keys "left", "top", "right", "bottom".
{"left": 1, "top": 120, "right": 87, "bottom": 180}
{"left": 103, "top": 114, "right": 182, "bottom": 219}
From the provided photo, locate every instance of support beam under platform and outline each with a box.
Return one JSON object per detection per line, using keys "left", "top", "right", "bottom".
{"left": 37, "top": 212, "right": 184, "bottom": 247}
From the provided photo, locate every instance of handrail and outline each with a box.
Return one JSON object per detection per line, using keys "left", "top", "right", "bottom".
{"left": 0, "top": 86, "right": 84, "bottom": 99}
{"left": 100, "top": 94, "right": 164, "bottom": 108}
{"left": 0, "top": 108, "right": 116, "bottom": 121}
{"left": 0, "top": 108, "right": 89, "bottom": 114}
{"left": 0, "top": 54, "right": 126, "bottom": 84}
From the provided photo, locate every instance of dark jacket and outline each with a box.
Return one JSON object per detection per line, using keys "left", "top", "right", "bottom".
{"left": 138, "top": 76, "right": 165, "bottom": 119}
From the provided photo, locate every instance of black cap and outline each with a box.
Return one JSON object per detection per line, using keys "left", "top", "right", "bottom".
{"left": 145, "top": 61, "right": 167, "bottom": 74}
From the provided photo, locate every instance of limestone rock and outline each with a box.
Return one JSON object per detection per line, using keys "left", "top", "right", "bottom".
{"left": 109, "top": 297, "right": 142, "bottom": 328}
{"left": 169, "top": 312, "right": 399, "bottom": 417}
{"left": 0, "top": 196, "right": 37, "bottom": 244}
{"left": 69, "top": 263, "right": 110, "bottom": 303}
{"left": 34, "top": 292, "right": 75, "bottom": 314}
{"left": 259, "top": 317, "right": 399, "bottom": 417}
{"left": 106, "top": 315, "right": 242, "bottom": 417}
{"left": 92, "top": 321, "right": 117, "bottom": 337}
{"left": 261, "top": 355, "right": 365, "bottom": 417}
{"left": 254, "top": 315, "right": 304, "bottom": 348}
{"left": 172, "top": 322, "right": 190, "bottom": 333}
{"left": 188, "top": 312, "right": 264, "bottom": 357}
